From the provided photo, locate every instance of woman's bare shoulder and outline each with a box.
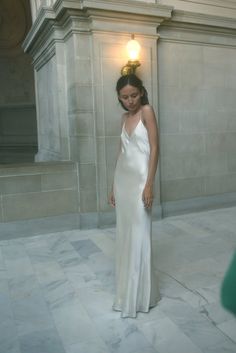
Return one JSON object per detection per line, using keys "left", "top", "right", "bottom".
{"left": 142, "top": 104, "right": 154, "bottom": 114}
{"left": 141, "top": 104, "right": 156, "bottom": 123}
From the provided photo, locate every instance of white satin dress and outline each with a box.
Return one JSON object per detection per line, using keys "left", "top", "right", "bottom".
{"left": 113, "top": 112, "right": 160, "bottom": 318}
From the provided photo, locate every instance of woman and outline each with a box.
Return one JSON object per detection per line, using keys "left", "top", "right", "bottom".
{"left": 109, "top": 74, "right": 161, "bottom": 318}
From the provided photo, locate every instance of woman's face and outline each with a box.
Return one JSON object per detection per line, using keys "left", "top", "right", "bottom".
{"left": 118, "top": 84, "right": 143, "bottom": 113}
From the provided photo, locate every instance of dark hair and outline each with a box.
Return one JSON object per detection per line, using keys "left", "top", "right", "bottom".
{"left": 116, "top": 74, "right": 149, "bottom": 111}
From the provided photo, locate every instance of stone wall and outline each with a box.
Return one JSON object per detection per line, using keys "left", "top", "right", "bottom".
{"left": 157, "top": 16, "right": 236, "bottom": 214}
{"left": 0, "top": 162, "right": 79, "bottom": 222}
{"left": 22, "top": 0, "right": 236, "bottom": 225}
{"left": 23, "top": 0, "right": 169, "bottom": 226}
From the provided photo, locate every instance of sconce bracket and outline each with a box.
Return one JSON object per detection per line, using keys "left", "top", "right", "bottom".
{"left": 121, "top": 60, "right": 141, "bottom": 76}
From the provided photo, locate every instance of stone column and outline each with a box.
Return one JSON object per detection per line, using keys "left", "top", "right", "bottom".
{"left": 23, "top": 0, "right": 173, "bottom": 227}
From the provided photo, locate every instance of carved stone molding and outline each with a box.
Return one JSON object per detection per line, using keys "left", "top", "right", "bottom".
{"left": 176, "top": 0, "right": 236, "bottom": 9}
{"left": 23, "top": 0, "right": 173, "bottom": 57}
{"left": 159, "top": 0, "right": 236, "bottom": 18}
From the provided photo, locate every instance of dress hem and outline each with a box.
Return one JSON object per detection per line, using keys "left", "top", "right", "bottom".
{"left": 112, "top": 297, "right": 161, "bottom": 318}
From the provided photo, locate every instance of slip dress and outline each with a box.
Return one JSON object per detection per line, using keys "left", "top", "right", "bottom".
{"left": 113, "top": 108, "right": 160, "bottom": 318}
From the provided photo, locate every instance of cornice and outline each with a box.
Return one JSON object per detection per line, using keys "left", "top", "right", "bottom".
{"left": 158, "top": 10, "right": 236, "bottom": 48}
{"left": 172, "top": 9, "right": 236, "bottom": 29}
{"left": 159, "top": 0, "right": 236, "bottom": 19}
{"left": 22, "top": 6, "right": 56, "bottom": 53}
{"left": 81, "top": 0, "right": 173, "bottom": 18}
{"left": 23, "top": 0, "right": 173, "bottom": 54}
{"left": 176, "top": 0, "right": 236, "bottom": 10}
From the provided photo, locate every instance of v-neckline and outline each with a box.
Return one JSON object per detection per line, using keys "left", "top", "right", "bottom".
{"left": 123, "top": 111, "right": 142, "bottom": 138}
{"left": 123, "top": 119, "right": 141, "bottom": 138}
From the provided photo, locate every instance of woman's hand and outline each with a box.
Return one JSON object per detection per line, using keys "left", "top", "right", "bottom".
{"left": 108, "top": 190, "right": 116, "bottom": 207}
{"left": 142, "top": 185, "right": 154, "bottom": 209}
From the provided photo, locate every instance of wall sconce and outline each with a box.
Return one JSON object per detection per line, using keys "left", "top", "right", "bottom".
{"left": 121, "top": 34, "right": 141, "bottom": 76}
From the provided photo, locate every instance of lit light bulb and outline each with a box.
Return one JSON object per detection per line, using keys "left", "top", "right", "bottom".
{"left": 121, "top": 34, "right": 141, "bottom": 75}
{"left": 126, "top": 37, "right": 141, "bottom": 61}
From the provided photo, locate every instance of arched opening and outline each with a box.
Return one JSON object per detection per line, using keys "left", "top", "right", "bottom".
{"left": 0, "top": 0, "right": 37, "bottom": 164}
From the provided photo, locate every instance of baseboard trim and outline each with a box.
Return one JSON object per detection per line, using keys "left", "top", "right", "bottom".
{"left": 161, "top": 192, "right": 236, "bottom": 217}
{"left": 1, "top": 193, "right": 236, "bottom": 239}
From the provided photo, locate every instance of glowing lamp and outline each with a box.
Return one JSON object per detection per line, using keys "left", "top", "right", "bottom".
{"left": 121, "top": 34, "right": 141, "bottom": 76}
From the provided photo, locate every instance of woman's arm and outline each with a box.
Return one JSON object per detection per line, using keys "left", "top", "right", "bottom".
{"left": 142, "top": 105, "right": 159, "bottom": 208}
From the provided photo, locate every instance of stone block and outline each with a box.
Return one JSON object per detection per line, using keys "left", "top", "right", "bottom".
{"left": 67, "top": 84, "right": 93, "bottom": 113}
{"left": 97, "top": 163, "right": 108, "bottom": 191}
{"left": 203, "top": 63, "right": 226, "bottom": 89}
{"left": 79, "top": 190, "right": 97, "bottom": 213}
{"left": 106, "top": 164, "right": 116, "bottom": 191}
{"left": 98, "top": 187, "right": 110, "bottom": 212}
{"left": 204, "top": 87, "right": 230, "bottom": 111}
{"left": 159, "top": 85, "right": 181, "bottom": 114}
{"left": 224, "top": 173, "right": 236, "bottom": 192}
{"left": 0, "top": 162, "right": 75, "bottom": 177}
{"left": 99, "top": 41, "right": 125, "bottom": 60}
{"left": 227, "top": 154, "right": 236, "bottom": 173}
{"left": 205, "top": 111, "right": 228, "bottom": 132}
{"left": 74, "top": 34, "right": 91, "bottom": 59}
{"left": 104, "top": 93, "right": 122, "bottom": 136}
{"left": 226, "top": 111, "right": 236, "bottom": 131}
{"left": 2, "top": 190, "right": 78, "bottom": 222}
{"left": 203, "top": 153, "right": 228, "bottom": 176}
{"left": 161, "top": 177, "right": 205, "bottom": 202}
{"left": 69, "top": 112, "right": 94, "bottom": 136}
{"left": 0, "top": 175, "right": 41, "bottom": 195}
{"left": 226, "top": 132, "right": 236, "bottom": 151}
{"left": 70, "top": 136, "right": 95, "bottom": 163}
{"left": 205, "top": 175, "right": 225, "bottom": 195}
{"left": 105, "top": 136, "right": 120, "bottom": 167}
{"left": 0, "top": 198, "right": 3, "bottom": 222}
{"left": 160, "top": 133, "right": 205, "bottom": 157}
{"left": 160, "top": 153, "right": 206, "bottom": 180}
{"left": 79, "top": 164, "right": 96, "bottom": 190}
{"left": 180, "top": 60, "right": 204, "bottom": 89}
{"left": 158, "top": 42, "right": 181, "bottom": 87}
{"left": 205, "top": 133, "right": 227, "bottom": 154}
{"left": 41, "top": 171, "right": 77, "bottom": 191}
{"left": 98, "top": 211, "right": 116, "bottom": 228}
{"left": 159, "top": 111, "right": 180, "bottom": 134}
{"left": 80, "top": 212, "right": 98, "bottom": 229}
{"left": 204, "top": 174, "right": 236, "bottom": 195}
{"left": 96, "top": 138, "right": 106, "bottom": 165}
{"left": 102, "top": 58, "right": 126, "bottom": 82}
{"left": 76, "top": 59, "right": 92, "bottom": 85}
{"left": 203, "top": 47, "right": 229, "bottom": 89}
{"left": 94, "top": 87, "right": 106, "bottom": 137}
{"left": 179, "top": 111, "right": 206, "bottom": 133}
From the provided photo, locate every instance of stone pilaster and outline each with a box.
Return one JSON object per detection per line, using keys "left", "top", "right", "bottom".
{"left": 23, "top": 0, "right": 172, "bottom": 226}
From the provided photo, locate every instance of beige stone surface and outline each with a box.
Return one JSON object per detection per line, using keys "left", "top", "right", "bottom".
{"left": 14, "top": 0, "right": 236, "bottom": 222}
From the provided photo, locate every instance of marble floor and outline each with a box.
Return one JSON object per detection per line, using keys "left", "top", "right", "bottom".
{"left": 0, "top": 207, "right": 236, "bottom": 353}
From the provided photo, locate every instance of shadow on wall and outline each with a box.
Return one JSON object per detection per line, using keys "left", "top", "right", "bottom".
{"left": 0, "top": 105, "right": 38, "bottom": 164}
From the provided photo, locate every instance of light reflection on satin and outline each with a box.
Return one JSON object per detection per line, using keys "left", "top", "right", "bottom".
{"left": 113, "top": 115, "right": 160, "bottom": 318}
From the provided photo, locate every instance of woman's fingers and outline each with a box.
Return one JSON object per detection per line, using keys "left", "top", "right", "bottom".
{"left": 108, "top": 193, "right": 115, "bottom": 207}
{"left": 143, "top": 196, "right": 153, "bottom": 208}
{"left": 142, "top": 187, "right": 154, "bottom": 208}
